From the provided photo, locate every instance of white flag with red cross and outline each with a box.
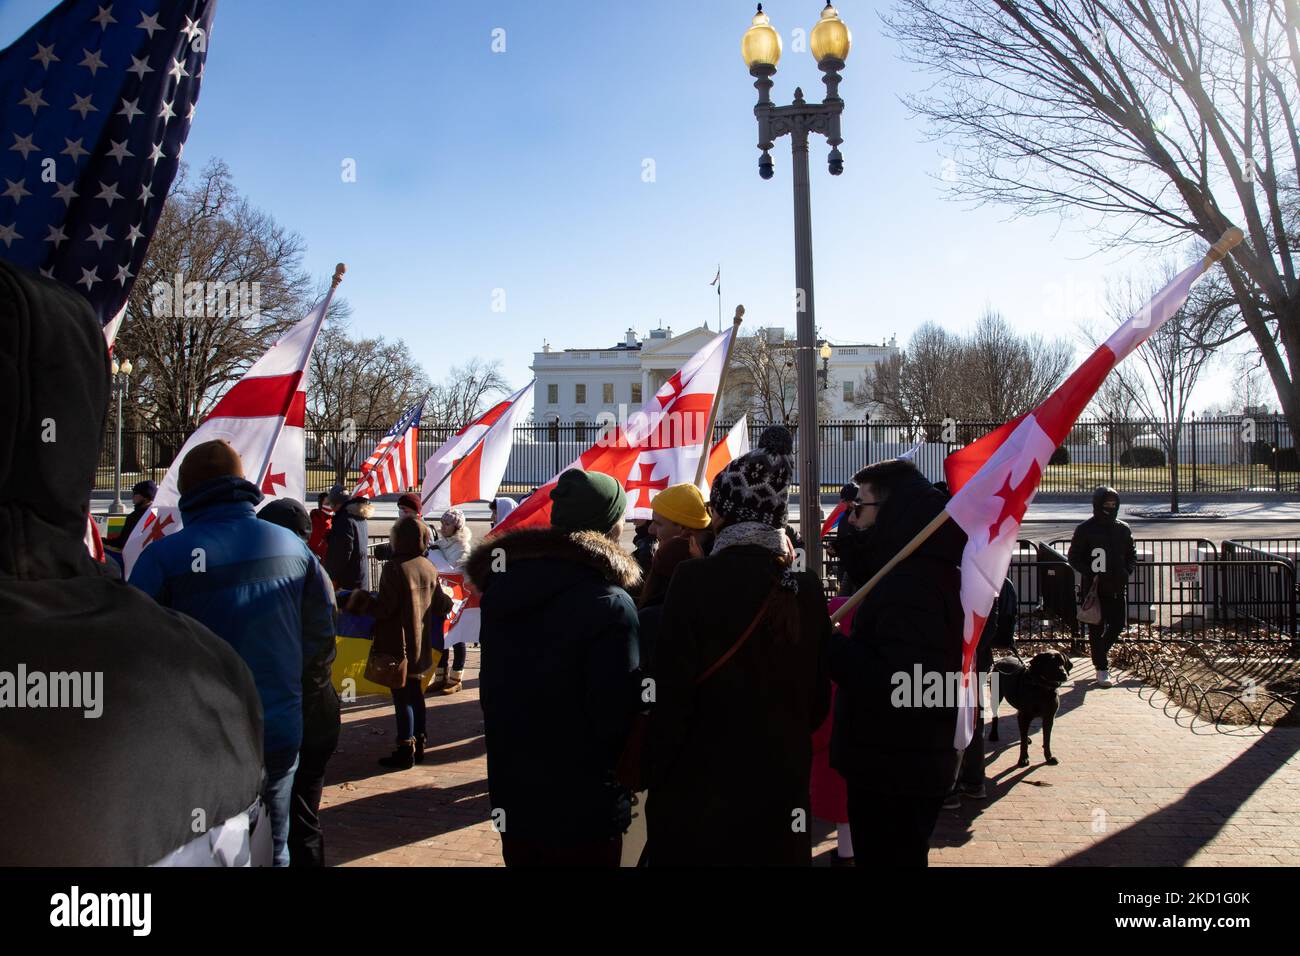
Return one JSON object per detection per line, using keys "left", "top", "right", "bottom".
{"left": 492, "top": 331, "right": 732, "bottom": 533}
{"left": 121, "top": 299, "right": 328, "bottom": 576}
{"left": 941, "top": 256, "right": 1212, "bottom": 749}
{"left": 421, "top": 382, "right": 534, "bottom": 516}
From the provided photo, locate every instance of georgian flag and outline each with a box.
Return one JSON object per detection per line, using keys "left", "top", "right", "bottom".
{"left": 942, "top": 255, "right": 1218, "bottom": 749}
{"left": 420, "top": 381, "right": 533, "bottom": 516}
{"left": 429, "top": 550, "right": 480, "bottom": 647}
{"left": 493, "top": 330, "right": 733, "bottom": 533}
{"left": 705, "top": 415, "right": 749, "bottom": 487}
{"left": 121, "top": 298, "right": 327, "bottom": 575}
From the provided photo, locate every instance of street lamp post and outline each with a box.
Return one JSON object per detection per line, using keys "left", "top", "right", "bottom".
{"left": 819, "top": 341, "right": 833, "bottom": 390}
{"left": 742, "top": 2, "right": 851, "bottom": 578}
{"left": 109, "top": 357, "right": 133, "bottom": 515}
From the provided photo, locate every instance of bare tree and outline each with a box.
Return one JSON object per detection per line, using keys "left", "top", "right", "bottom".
{"left": 1085, "top": 368, "right": 1143, "bottom": 456}
{"left": 886, "top": 0, "right": 1300, "bottom": 439}
{"left": 966, "top": 308, "right": 1074, "bottom": 420}
{"left": 425, "top": 358, "right": 510, "bottom": 430}
{"left": 305, "top": 320, "right": 433, "bottom": 485}
{"left": 1098, "top": 261, "right": 1235, "bottom": 510}
{"left": 1231, "top": 350, "right": 1276, "bottom": 413}
{"left": 116, "top": 160, "right": 327, "bottom": 442}
{"left": 726, "top": 331, "right": 801, "bottom": 423}
{"left": 856, "top": 317, "right": 1071, "bottom": 423}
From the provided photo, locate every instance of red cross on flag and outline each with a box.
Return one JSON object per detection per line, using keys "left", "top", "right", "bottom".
{"left": 421, "top": 382, "right": 534, "bottom": 516}
{"left": 121, "top": 293, "right": 333, "bottom": 576}
{"left": 493, "top": 330, "right": 733, "bottom": 534}
{"left": 941, "top": 236, "right": 1239, "bottom": 749}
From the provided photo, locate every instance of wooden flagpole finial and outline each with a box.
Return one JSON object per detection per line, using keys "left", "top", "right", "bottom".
{"left": 1202, "top": 228, "right": 1243, "bottom": 271}
{"left": 331, "top": 263, "right": 347, "bottom": 287}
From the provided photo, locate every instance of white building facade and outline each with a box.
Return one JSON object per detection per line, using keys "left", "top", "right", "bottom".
{"left": 531, "top": 325, "right": 900, "bottom": 424}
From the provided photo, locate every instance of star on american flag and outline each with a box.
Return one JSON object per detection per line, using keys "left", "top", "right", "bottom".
{"left": 0, "top": 0, "right": 216, "bottom": 327}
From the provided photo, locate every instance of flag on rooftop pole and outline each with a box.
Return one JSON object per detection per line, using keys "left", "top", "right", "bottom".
{"left": 352, "top": 399, "right": 425, "bottom": 500}
{"left": 0, "top": 0, "right": 217, "bottom": 339}
{"left": 492, "top": 330, "right": 734, "bottom": 534}
{"left": 939, "top": 231, "right": 1244, "bottom": 749}
{"left": 122, "top": 264, "right": 345, "bottom": 575}
{"left": 420, "top": 381, "right": 534, "bottom": 516}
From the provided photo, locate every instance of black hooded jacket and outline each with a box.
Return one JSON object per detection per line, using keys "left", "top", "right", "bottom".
{"left": 467, "top": 527, "right": 641, "bottom": 842}
{"left": 1067, "top": 487, "right": 1137, "bottom": 599}
{"left": 0, "top": 261, "right": 264, "bottom": 865}
{"left": 828, "top": 469, "right": 966, "bottom": 797}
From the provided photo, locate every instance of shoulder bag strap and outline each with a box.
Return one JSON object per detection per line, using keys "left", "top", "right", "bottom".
{"left": 696, "top": 585, "right": 781, "bottom": 685}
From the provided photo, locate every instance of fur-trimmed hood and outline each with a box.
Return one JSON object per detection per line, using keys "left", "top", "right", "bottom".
{"left": 466, "top": 527, "right": 641, "bottom": 594}
{"left": 346, "top": 499, "right": 374, "bottom": 520}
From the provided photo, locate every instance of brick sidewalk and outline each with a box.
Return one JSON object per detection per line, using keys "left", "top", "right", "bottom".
{"left": 319, "top": 649, "right": 1300, "bottom": 867}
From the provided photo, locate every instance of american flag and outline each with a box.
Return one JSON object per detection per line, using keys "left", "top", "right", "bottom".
{"left": 354, "top": 400, "right": 425, "bottom": 501}
{"left": 0, "top": 0, "right": 215, "bottom": 331}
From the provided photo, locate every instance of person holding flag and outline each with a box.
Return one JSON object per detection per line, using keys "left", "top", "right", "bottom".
{"left": 828, "top": 458, "right": 966, "bottom": 867}
{"left": 825, "top": 228, "right": 1245, "bottom": 865}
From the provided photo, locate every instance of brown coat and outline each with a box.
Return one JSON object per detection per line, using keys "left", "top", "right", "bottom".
{"left": 371, "top": 518, "right": 452, "bottom": 677}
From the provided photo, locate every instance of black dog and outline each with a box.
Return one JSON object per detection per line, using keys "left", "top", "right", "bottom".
{"left": 988, "top": 652, "right": 1072, "bottom": 768}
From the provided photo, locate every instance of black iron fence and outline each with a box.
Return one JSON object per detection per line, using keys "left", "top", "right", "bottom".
{"left": 95, "top": 415, "right": 1300, "bottom": 497}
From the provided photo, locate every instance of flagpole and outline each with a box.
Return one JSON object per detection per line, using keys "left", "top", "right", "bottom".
{"left": 419, "top": 380, "right": 534, "bottom": 512}
{"left": 717, "top": 265, "right": 723, "bottom": 333}
{"left": 256, "top": 263, "right": 345, "bottom": 490}
{"left": 694, "top": 305, "right": 745, "bottom": 489}
{"left": 830, "top": 510, "right": 949, "bottom": 625}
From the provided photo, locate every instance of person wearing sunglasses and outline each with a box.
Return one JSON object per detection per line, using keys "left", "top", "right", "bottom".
{"left": 828, "top": 457, "right": 965, "bottom": 868}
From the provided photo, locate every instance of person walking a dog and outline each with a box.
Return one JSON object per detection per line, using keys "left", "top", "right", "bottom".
{"left": 1067, "top": 486, "right": 1137, "bottom": 688}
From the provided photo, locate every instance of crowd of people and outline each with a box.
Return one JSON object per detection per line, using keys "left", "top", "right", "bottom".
{"left": 3, "top": 258, "right": 1138, "bottom": 867}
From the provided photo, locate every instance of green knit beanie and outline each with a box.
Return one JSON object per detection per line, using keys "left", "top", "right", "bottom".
{"left": 550, "top": 470, "right": 627, "bottom": 533}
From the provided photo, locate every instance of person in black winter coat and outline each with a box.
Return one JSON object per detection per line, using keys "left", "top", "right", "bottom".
{"left": 829, "top": 457, "right": 966, "bottom": 867}
{"left": 646, "top": 426, "right": 831, "bottom": 866}
{"left": 0, "top": 260, "right": 264, "bottom": 865}
{"left": 103, "top": 479, "right": 156, "bottom": 549}
{"left": 258, "top": 498, "right": 341, "bottom": 866}
{"left": 1067, "top": 486, "right": 1136, "bottom": 688}
{"left": 466, "top": 470, "right": 641, "bottom": 867}
{"left": 324, "top": 493, "right": 373, "bottom": 592}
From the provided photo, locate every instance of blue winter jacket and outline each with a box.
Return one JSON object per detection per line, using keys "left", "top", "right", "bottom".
{"left": 129, "top": 476, "right": 336, "bottom": 757}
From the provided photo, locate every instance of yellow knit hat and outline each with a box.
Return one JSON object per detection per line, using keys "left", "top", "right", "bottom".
{"left": 651, "top": 483, "right": 710, "bottom": 530}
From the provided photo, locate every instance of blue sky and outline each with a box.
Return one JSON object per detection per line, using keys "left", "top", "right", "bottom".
{"left": 1, "top": 0, "right": 1252, "bottom": 410}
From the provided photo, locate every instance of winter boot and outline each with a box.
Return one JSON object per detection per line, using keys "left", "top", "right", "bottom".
{"left": 429, "top": 666, "right": 448, "bottom": 693}
{"left": 441, "top": 670, "right": 463, "bottom": 695}
{"left": 378, "top": 738, "right": 416, "bottom": 770}
{"left": 1096, "top": 669, "right": 1113, "bottom": 688}
{"left": 414, "top": 733, "right": 426, "bottom": 764}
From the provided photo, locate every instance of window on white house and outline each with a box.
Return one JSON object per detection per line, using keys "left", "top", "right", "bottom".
{"left": 843, "top": 381, "right": 854, "bottom": 403}
{"left": 631, "top": 382, "right": 642, "bottom": 403}
{"left": 547, "top": 384, "right": 558, "bottom": 404}
{"left": 603, "top": 383, "right": 614, "bottom": 404}
{"left": 575, "top": 383, "right": 586, "bottom": 404}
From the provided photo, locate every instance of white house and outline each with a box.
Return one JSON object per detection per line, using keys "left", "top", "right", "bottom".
{"left": 530, "top": 324, "right": 900, "bottom": 424}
